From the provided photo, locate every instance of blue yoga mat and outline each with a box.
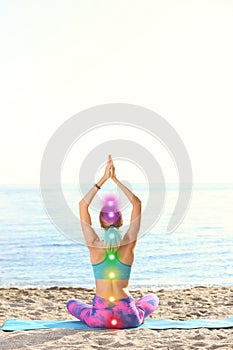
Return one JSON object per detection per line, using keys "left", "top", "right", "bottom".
{"left": 1, "top": 317, "right": 233, "bottom": 331}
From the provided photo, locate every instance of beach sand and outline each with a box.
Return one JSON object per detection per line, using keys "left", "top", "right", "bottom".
{"left": 0, "top": 286, "right": 233, "bottom": 350}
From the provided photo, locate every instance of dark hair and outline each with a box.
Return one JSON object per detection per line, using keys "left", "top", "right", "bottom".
{"left": 99, "top": 206, "right": 123, "bottom": 229}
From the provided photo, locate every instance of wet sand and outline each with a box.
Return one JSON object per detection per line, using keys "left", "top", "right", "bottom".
{"left": 0, "top": 285, "right": 233, "bottom": 349}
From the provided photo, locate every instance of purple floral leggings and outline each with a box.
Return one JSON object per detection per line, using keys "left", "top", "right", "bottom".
{"left": 66, "top": 294, "right": 159, "bottom": 329}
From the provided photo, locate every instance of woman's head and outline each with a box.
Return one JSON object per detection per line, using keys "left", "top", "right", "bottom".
{"left": 99, "top": 205, "right": 123, "bottom": 229}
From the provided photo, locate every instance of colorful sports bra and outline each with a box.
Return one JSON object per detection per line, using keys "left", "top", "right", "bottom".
{"left": 92, "top": 251, "right": 132, "bottom": 280}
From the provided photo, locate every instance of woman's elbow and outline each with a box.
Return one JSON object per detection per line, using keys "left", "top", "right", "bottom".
{"left": 79, "top": 199, "right": 88, "bottom": 208}
{"left": 131, "top": 195, "right": 141, "bottom": 205}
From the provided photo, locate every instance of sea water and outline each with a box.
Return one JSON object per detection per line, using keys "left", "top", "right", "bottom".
{"left": 0, "top": 184, "right": 233, "bottom": 289}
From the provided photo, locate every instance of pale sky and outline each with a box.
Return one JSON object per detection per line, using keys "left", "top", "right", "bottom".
{"left": 0, "top": 0, "right": 233, "bottom": 185}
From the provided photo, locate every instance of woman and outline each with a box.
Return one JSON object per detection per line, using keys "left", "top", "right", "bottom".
{"left": 66, "top": 155, "right": 159, "bottom": 329}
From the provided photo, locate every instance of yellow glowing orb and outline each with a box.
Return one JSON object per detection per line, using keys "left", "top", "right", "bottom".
{"left": 109, "top": 296, "right": 115, "bottom": 302}
{"left": 109, "top": 272, "right": 115, "bottom": 279}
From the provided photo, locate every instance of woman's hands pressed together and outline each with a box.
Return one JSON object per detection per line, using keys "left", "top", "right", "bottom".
{"left": 104, "top": 154, "right": 118, "bottom": 182}
{"left": 103, "top": 155, "right": 113, "bottom": 180}
{"left": 96, "top": 154, "right": 118, "bottom": 188}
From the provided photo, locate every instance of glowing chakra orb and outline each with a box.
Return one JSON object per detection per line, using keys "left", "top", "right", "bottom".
{"left": 109, "top": 254, "right": 115, "bottom": 260}
{"left": 109, "top": 296, "right": 115, "bottom": 302}
{"left": 111, "top": 319, "right": 117, "bottom": 326}
{"left": 108, "top": 201, "right": 114, "bottom": 206}
{"left": 109, "top": 233, "right": 115, "bottom": 239}
{"left": 109, "top": 272, "right": 115, "bottom": 279}
{"left": 108, "top": 212, "right": 114, "bottom": 218}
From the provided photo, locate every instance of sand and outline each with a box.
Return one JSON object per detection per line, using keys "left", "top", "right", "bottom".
{"left": 0, "top": 285, "right": 233, "bottom": 350}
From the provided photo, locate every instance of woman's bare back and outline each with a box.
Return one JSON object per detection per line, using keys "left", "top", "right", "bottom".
{"left": 89, "top": 241, "right": 136, "bottom": 299}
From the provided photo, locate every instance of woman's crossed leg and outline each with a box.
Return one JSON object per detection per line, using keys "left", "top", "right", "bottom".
{"left": 66, "top": 293, "right": 159, "bottom": 329}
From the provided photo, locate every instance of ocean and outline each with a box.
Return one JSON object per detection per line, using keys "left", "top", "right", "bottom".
{"left": 0, "top": 183, "right": 233, "bottom": 289}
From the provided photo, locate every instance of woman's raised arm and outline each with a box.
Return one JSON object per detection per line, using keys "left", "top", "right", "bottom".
{"left": 111, "top": 159, "right": 141, "bottom": 243}
{"left": 79, "top": 155, "right": 112, "bottom": 246}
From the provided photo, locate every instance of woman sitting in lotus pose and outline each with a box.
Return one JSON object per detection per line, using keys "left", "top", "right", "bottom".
{"left": 66, "top": 155, "right": 159, "bottom": 328}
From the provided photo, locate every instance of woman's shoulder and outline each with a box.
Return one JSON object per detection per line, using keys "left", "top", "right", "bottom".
{"left": 117, "top": 240, "right": 137, "bottom": 265}
{"left": 88, "top": 246, "right": 106, "bottom": 264}
{"left": 90, "top": 236, "right": 137, "bottom": 250}
{"left": 88, "top": 239, "right": 136, "bottom": 265}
